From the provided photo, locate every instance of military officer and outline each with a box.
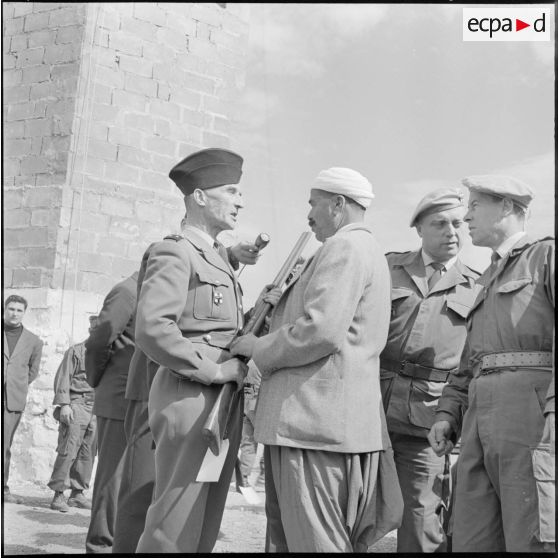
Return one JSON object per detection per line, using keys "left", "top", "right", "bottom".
{"left": 113, "top": 226, "right": 268, "bottom": 553}
{"left": 379, "top": 188, "right": 480, "bottom": 552}
{"left": 428, "top": 175, "right": 555, "bottom": 552}
{"left": 134, "top": 148, "right": 258, "bottom": 553}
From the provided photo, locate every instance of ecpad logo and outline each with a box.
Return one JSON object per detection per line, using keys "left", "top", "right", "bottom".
{"left": 463, "top": 7, "right": 551, "bottom": 41}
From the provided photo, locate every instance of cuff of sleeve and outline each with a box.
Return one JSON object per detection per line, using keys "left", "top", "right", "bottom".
{"left": 434, "top": 410, "right": 458, "bottom": 433}
{"left": 544, "top": 399, "right": 555, "bottom": 415}
{"left": 175, "top": 359, "right": 220, "bottom": 385}
{"left": 252, "top": 339, "right": 272, "bottom": 376}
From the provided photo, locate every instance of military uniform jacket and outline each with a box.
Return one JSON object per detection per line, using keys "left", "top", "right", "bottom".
{"left": 3, "top": 327, "right": 43, "bottom": 412}
{"left": 134, "top": 230, "right": 243, "bottom": 384}
{"left": 380, "top": 250, "right": 481, "bottom": 437}
{"left": 436, "top": 236, "right": 555, "bottom": 431}
{"left": 86, "top": 272, "right": 138, "bottom": 420}
{"left": 252, "top": 224, "right": 392, "bottom": 453}
{"left": 53, "top": 342, "right": 94, "bottom": 406}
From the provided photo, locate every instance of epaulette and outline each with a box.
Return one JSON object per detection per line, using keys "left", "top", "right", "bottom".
{"left": 163, "top": 234, "right": 184, "bottom": 242}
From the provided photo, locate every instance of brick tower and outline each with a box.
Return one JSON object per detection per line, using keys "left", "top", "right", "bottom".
{"left": 2, "top": 2, "right": 249, "bottom": 483}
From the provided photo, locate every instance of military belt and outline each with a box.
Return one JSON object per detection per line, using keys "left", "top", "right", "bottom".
{"left": 186, "top": 331, "right": 236, "bottom": 350}
{"left": 478, "top": 351, "right": 553, "bottom": 375}
{"left": 381, "top": 359, "right": 456, "bottom": 382}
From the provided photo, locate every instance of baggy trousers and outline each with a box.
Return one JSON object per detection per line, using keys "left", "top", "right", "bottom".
{"left": 48, "top": 401, "right": 97, "bottom": 493}
{"left": 452, "top": 369, "right": 555, "bottom": 553}
{"left": 112, "top": 399, "right": 155, "bottom": 553}
{"left": 136, "top": 370, "right": 242, "bottom": 553}
{"left": 85, "top": 417, "right": 127, "bottom": 553}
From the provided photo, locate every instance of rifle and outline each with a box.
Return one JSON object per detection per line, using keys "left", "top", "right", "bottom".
{"left": 202, "top": 231, "right": 313, "bottom": 456}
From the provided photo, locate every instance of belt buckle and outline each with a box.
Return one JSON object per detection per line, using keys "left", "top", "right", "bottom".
{"left": 399, "top": 360, "right": 408, "bottom": 374}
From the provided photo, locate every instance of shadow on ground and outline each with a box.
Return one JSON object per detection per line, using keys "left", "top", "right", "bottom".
{"left": 2, "top": 545, "right": 48, "bottom": 555}
{"left": 21, "top": 508, "right": 90, "bottom": 528}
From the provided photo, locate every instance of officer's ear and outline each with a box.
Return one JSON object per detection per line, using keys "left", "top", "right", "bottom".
{"left": 192, "top": 188, "right": 206, "bottom": 207}
{"left": 501, "top": 198, "right": 515, "bottom": 218}
{"left": 332, "top": 194, "right": 346, "bottom": 213}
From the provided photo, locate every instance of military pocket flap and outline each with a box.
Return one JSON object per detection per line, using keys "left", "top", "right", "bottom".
{"left": 532, "top": 445, "right": 555, "bottom": 481}
{"left": 446, "top": 299, "right": 471, "bottom": 319}
{"left": 196, "top": 271, "right": 229, "bottom": 287}
{"left": 391, "top": 288, "right": 413, "bottom": 301}
{"left": 497, "top": 276, "right": 532, "bottom": 293}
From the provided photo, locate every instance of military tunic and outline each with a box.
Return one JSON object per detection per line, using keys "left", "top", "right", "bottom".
{"left": 380, "top": 249, "right": 480, "bottom": 552}
{"left": 135, "top": 230, "right": 244, "bottom": 553}
{"left": 435, "top": 235, "right": 555, "bottom": 552}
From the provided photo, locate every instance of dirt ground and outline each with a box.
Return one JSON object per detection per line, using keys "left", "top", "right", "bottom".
{"left": 2, "top": 479, "right": 396, "bottom": 554}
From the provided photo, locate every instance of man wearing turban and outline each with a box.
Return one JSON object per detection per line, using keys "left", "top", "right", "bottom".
{"left": 231, "top": 167, "right": 403, "bottom": 552}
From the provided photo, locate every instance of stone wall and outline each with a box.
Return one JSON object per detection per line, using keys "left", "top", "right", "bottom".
{"left": 2, "top": 2, "right": 249, "bottom": 484}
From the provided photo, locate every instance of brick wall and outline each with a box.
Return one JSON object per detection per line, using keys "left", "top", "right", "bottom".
{"left": 2, "top": 2, "right": 250, "bottom": 484}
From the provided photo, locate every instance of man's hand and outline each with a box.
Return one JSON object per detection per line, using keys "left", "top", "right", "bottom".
{"left": 59, "top": 404, "right": 73, "bottom": 425}
{"left": 540, "top": 411, "right": 555, "bottom": 455}
{"left": 255, "top": 284, "right": 282, "bottom": 308}
{"left": 428, "top": 420, "right": 454, "bottom": 457}
{"left": 230, "top": 241, "right": 262, "bottom": 266}
{"left": 214, "top": 358, "right": 249, "bottom": 390}
{"left": 230, "top": 333, "right": 258, "bottom": 359}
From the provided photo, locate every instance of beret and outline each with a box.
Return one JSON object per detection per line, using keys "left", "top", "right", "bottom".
{"left": 461, "top": 175, "right": 534, "bottom": 209}
{"left": 410, "top": 187, "right": 464, "bottom": 227}
{"left": 169, "top": 148, "right": 243, "bottom": 195}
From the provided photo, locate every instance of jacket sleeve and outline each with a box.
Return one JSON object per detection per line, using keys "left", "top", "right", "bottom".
{"left": 52, "top": 347, "right": 75, "bottom": 406}
{"left": 85, "top": 281, "right": 136, "bottom": 388}
{"left": 28, "top": 337, "right": 43, "bottom": 384}
{"left": 544, "top": 244, "right": 554, "bottom": 415}
{"left": 434, "top": 333, "right": 473, "bottom": 433}
{"left": 134, "top": 241, "right": 221, "bottom": 385}
{"left": 252, "top": 235, "right": 368, "bottom": 374}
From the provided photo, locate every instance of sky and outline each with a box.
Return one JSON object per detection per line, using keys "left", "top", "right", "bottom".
{"left": 221, "top": 3, "right": 555, "bottom": 306}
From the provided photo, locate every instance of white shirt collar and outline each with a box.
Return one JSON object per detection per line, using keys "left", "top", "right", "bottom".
{"left": 421, "top": 249, "right": 457, "bottom": 271}
{"left": 494, "top": 231, "right": 526, "bottom": 259}
{"left": 182, "top": 224, "right": 216, "bottom": 250}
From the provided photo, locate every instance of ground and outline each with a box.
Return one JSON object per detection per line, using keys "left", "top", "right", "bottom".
{"left": 2, "top": 480, "right": 396, "bottom": 554}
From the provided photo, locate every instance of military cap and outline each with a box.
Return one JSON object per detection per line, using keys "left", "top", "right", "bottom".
{"left": 461, "top": 175, "right": 534, "bottom": 209}
{"left": 169, "top": 148, "right": 243, "bottom": 196}
{"left": 409, "top": 187, "right": 464, "bottom": 227}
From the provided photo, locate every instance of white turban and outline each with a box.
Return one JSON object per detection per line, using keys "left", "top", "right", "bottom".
{"left": 313, "top": 167, "right": 374, "bottom": 208}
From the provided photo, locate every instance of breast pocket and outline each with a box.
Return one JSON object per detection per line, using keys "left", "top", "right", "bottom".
{"left": 496, "top": 276, "right": 532, "bottom": 294}
{"left": 193, "top": 272, "right": 233, "bottom": 321}
{"left": 391, "top": 287, "right": 414, "bottom": 316}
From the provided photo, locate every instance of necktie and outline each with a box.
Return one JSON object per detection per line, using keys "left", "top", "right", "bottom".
{"left": 487, "top": 251, "right": 501, "bottom": 277}
{"left": 213, "top": 241, "right": 229, "bottom": 265}
{"left": 428, "top": 262, "right": 445, "bottom": 291}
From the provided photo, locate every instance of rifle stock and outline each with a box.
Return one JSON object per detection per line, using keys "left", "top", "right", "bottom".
{"left": 202, "top": 232, "right": 312, "bottom": 455}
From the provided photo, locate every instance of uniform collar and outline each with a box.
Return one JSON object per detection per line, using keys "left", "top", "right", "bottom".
{"left": 182, "top": 224, "right": 215, "bottom": 251}
{"left": 494, "top": 231, "right": 526, "bottom": 259}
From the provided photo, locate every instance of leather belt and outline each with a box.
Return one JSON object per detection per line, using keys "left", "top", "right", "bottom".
{"left": 478, "top": 351, "right": 553, "bottom": 375}
{"left": 381, "top": 359, "right": 456, "bottom": 383}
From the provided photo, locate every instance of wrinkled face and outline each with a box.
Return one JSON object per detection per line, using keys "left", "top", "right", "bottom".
{"left": 4, "top": 302, "right": 26, "bottom": 327}
{"left": 464, "top": 191, "right": 504, "bottom": 248}
{"left": 203, "top": 184, "right": 244, "bottom": 233}
{"left": 416, "top": 206, "right": 466, "bottom": 262}
{"left": 307, "top": 189, "right": 337, "bottom": 242}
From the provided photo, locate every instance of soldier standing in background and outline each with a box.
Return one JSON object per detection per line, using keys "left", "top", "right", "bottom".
{"left": 379, "top": 188, "right": 480, "bottom": 551}
{"left": 48, "top": 316, "right": 98, "bottom": 513}
{"left": 429, "top": 175, "right": 555, "bottom": 553}
{"left": 84, "top": 273, "right": 138, "bottom": 553}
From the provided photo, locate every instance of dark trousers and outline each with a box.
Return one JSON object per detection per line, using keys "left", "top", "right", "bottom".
{"left": 112, "top": 400, "right": 155, "bottom": 553}
{"left": 3, "top": 407, "right": 22, "bottom": 490}
{"left": 85, "top": 417, "right": 127, "bottom": 553}
{"left": 48, "top": 402, "right": 97, "bottom": 493}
